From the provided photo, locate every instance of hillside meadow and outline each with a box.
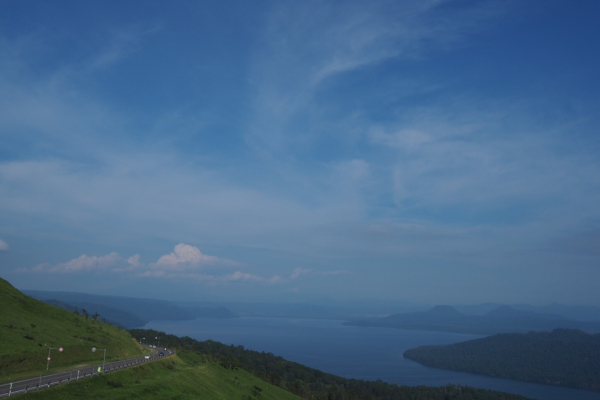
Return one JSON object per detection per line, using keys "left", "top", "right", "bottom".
{"left": 0, "top": 277, "right": 144, "bottom": 382}
{"left": 19, "top": 351, "right": 301, "bottom": 400}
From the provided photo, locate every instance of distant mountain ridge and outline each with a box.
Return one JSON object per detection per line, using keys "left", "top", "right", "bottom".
{"left": 179, "top": 300, "right": 426, "bottom": 320}
{"left": 454, "top": 303, "right": 600, "bottom": 322}
{"left": 345, "top": 305, "right": 600, "bottom": 335}
{"left": 42, "top": 299, "right": 147, "bottom": 328}
{"left": 24, "top": 290, "right": 237, "bottom": 328}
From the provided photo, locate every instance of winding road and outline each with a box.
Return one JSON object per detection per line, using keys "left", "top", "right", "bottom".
{"left": 0, "top": 345, "right": 173, "bottom": 398}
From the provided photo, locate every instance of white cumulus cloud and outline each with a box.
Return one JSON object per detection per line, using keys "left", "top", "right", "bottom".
{"left": 152, "top": 243, "right": 240, "bottom": 271}
{"left": 133, "top": 244, "right": 243, "bottom": 279}
{"left": 33, "top": 252, "right": 124, "bottom": 273}
{"left": 127, "top": 254, "right": 141, "bottom": 267}
{"left": 0, "top": 239, "right": 8, "bottom": 252}
{"left": 20, "top": 244, "right": 348, "bottom": 288}
{"left": 156, "top": 243, "right": 221, "bottom": 267}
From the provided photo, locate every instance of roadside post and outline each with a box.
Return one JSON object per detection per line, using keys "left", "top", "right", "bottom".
{"left": 92, "top": 347, "right": 107, "bottom": 372}
{"left": 9, "top": 383, "right": 12, "bottom": 397}
{"left": 46, "top": 346, "right": 63, "bottom": 372}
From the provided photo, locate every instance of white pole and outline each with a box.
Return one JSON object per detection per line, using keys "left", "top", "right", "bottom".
{"left": 46, "top": 347, "right": 51, "bottom": 372}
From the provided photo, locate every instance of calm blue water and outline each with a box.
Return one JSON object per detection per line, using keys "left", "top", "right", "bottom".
{"left": 144, "top": 317, "right": 600, "bottom": 400}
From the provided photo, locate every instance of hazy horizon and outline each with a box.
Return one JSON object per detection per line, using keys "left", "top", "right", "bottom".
{"left": 1, "top": 1, "right": 599, "bottom": 306}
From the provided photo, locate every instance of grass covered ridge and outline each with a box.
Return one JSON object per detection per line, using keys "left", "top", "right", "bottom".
{"left": 0, "top": 277, "right": 144, "bottom": 383}
{"left": 20, "top": 351, "right": 302, "bottom": 400}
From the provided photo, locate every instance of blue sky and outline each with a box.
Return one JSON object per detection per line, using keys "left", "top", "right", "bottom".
{"left": 1, "top": 0, "right": 599, "bottom": 305}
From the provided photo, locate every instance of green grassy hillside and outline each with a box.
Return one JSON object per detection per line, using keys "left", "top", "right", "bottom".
{"left": 20, "top": 352, "right": 302, "bottom": 400}
{"left": 0, "top": 277, "right": 144, "bottom": 382}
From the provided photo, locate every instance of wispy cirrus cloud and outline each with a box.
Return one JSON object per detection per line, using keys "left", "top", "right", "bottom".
{"left": 368, "top": 100, "right": 600, "bottom": 223}
{"left": 88, "top": 25, "right": 161, "bottom": 70}
{"left": 0, "top": 239, "right": 9, "bottom": 252}
{"left": 3, "top": 1, "right": 600, "bottom": 304}
{"left": 246, "top": 0, "right": 508, "bottom": 156}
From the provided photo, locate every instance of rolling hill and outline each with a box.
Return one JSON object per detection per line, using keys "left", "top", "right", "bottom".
{"left": 0, "top": 277, "right": 144, "bottom": 382}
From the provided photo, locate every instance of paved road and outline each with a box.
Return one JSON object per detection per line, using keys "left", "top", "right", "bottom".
{"left": 0, "top": 346, "right": 174, "bottom": 398}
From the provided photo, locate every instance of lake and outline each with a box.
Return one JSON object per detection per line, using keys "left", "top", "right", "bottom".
{"left": 143, "top": 317, "right": 600, "bottom": 400}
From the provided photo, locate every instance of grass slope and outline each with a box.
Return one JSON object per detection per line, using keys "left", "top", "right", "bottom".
{"left": 21, "top": 351, "right": 302, "bottom": 400}
{"left": 0, "top": 277, "right": 143, "bottom": 383}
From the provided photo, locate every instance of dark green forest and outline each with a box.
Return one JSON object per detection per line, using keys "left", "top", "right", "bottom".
{"left": 131, "top": 328, "right": 532, "bottom": 400}
{"left": 404, "top": 328, "right": 600, "bottom": 392}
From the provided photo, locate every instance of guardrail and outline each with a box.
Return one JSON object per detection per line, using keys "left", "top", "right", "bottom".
{"left": 0, "top": 348, "right": 174, "bottom": 398}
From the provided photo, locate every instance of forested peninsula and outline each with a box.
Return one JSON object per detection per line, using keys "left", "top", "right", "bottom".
{"left": 404, "top": 328, "right": 600, "bottom": 392}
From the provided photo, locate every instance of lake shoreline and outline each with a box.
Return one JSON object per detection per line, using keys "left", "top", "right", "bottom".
{"left": 143, "top": 316, "right": 600, "bottom": 400}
